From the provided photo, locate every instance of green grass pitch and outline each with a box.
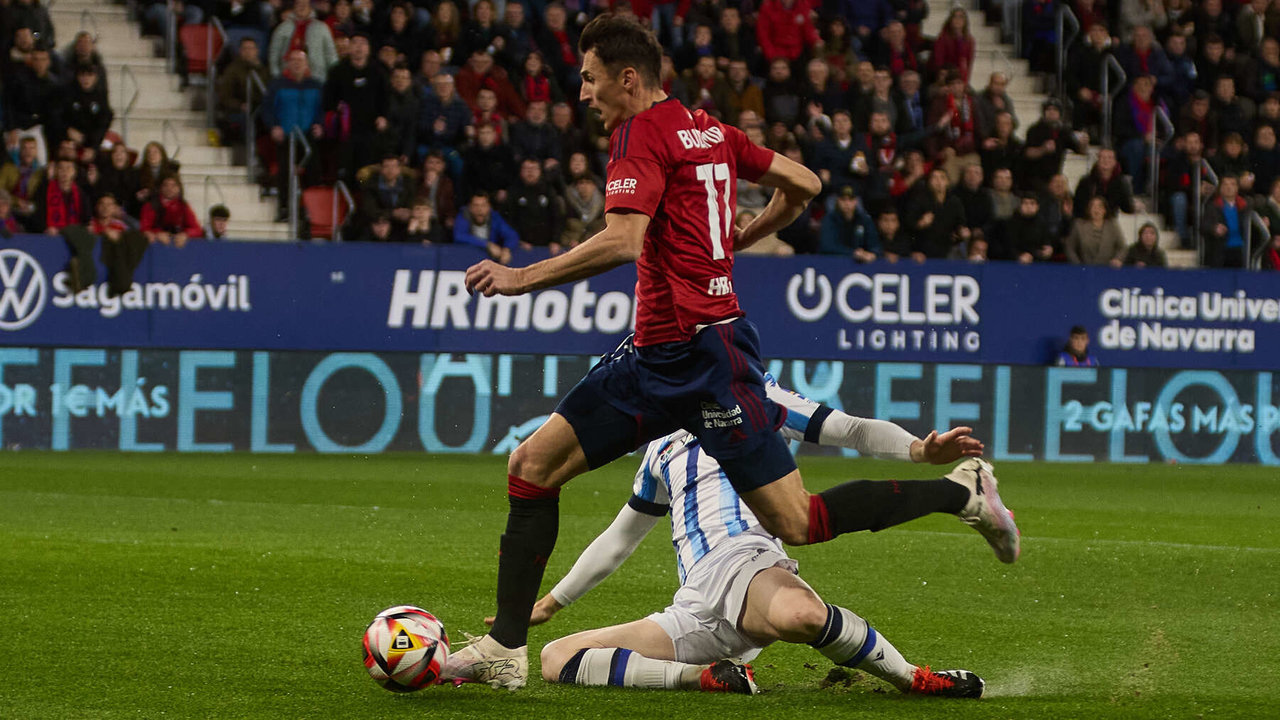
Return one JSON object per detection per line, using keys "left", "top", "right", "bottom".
{"left": 1, "top": 452, "right": 1277, "bottom": 719}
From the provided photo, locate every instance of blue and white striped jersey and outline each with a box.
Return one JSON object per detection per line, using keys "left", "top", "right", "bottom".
{"left": 630, "top": 375, "right": 831, "bottom": 582}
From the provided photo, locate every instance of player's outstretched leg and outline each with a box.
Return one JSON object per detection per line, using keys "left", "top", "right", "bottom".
{"left": 449, "top": 415, "right": 590, "bottom": 690}
{"left": 550, "top": 648, "right": 755, "bottom": 695}
{"left": 745, "top": 469, "right": 970, "bottom": 545}
{"left": 443, "top": 633, "right": 529, "bottom": 690}
{"left": 540, "top": 620, "right": 757, "bottom": 695}
{"left": 742, "top": 567, "right": 984, "bottom": 699}
{"left": 944, "top": 458, "right": 1021, "bottom": 563}
{"left": 810, "top": 604, "right": 983, "bottom": 698}
{"left": 747, "top": 460, "right": 1019, "bottom": 562}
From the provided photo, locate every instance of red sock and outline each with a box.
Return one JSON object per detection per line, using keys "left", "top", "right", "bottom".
{"left": 808, "top": 493, "right": 832, "bottom": 544}
{"left": 508, "top": 474, "right": 560, "bottom": 500}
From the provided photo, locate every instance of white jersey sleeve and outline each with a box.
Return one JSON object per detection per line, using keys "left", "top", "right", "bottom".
{"left": 764, "top": 373, "right": 918, "bottom": 461}
{"left": 630, "top": 440, "right": 673, "bottom": 515}
{"left": 548, "top": 504, "right": 663, "bottom": 607}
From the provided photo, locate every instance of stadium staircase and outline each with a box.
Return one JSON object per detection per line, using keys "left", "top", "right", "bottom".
{"left": 49, "top": 0, "right": 292, "bottom": 240}
{"left": 925, "top": 0, "right": 1195, "bottom": 267}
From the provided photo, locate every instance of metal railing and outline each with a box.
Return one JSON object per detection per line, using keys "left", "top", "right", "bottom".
{"left": 287, "top": 127, "right": 313, "bottom": 240}
{"left": 332, "top": 180, "right": 355, "bottom": 242}
{"left": 119, "top": 64, "right": 141, "bottom": 146}
{"left": 990, "top": 45, "right": 1017, "bottom": 87}
{"left": 1192, "top": 159, "right": 1219, "bottom": 267}
{"left": 79, "top": 8, "right": 99, "bottom": 36}
{"left": 1055, "top": 6, "right": 1080, "bottom": 100}
{"left": 207, "top": 17, "right": 228, "bottom": 128}
{"left": 1245, "top": 210, "right": 1268, "bottom": 271}
{"left": 161, "top": 119, "right": 182, "bottom": 161}
{"left": 165, "top": 0, "right": 177, "bottom": 73}
{"left": 1149, "top": 106, "right": 1175, "bottom": 205}
{"left": 245, "top": 71, "right": 268, "bottom": 183}
{"left": 203, "top": 175, "right": 226, "bottom": 229}
{"left": 1011, "top": 0, "right": 1023, "bottom": 59}
{"left": 1099, "top": 54, "right": 1127, "bottom": 150}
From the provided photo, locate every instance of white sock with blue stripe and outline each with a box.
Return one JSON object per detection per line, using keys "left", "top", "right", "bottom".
{"left": 560, "top": 648, "right": 705, "bottom": 689}
{"left": 810, "top": 604, "right": 915, "bottom": 691}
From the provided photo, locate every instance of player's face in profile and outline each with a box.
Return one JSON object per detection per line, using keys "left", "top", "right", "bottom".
{"left": 580, "top": 50, "right": 627, "bottom": 132}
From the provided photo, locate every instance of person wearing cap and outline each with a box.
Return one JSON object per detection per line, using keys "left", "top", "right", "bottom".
{"left": 323, "top": 31, "right": 389, "bottom": 180}
{"left": 1022, "top": 98, "right": 1088, "bottom": 192}
{"left": 269, "top": 0, "right": 339, "bottom": 82}
{"left": 1007, "top": 192, "right": 1052, "bottom": 263}
{"left": 207, "top": 204, "right": 231, "bottom": 240}
{"left": 819, "top": 185, "right": 881, "bottom": 262}
{"left": 61, "top": 65, "right": 113, "bottom": 163}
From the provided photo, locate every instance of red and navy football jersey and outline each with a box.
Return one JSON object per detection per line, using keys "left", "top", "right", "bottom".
{"left": 604, "top": 98, "right": 775, "bottom": 346}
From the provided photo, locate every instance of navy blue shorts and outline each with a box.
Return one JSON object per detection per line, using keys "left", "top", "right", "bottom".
{"left": 555, "top": 317, "right": 797, "bottom": 493}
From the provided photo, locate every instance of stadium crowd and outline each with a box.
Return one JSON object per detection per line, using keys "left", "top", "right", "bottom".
{"left": 3, "top": 0, "right": 1280, "bottom": 270}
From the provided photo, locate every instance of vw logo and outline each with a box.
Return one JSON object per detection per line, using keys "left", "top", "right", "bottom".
{"left": 0, "top": 248, "right": 48, "bottom": 331}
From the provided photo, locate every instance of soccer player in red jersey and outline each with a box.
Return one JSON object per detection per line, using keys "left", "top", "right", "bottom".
{"left": 451, "top": 15, "right": 1018, "bottom": 690}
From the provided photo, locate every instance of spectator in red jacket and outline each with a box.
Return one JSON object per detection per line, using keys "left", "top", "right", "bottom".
{"left": 757, "top": 0, "right": 821, "bottom": 63}
{"left": 34, "top": 158, "right": 92, "bottom": 235}
{"left": 930, "top": 8, "right": 975, "bottom": 85}
{"left": 140, "top": 175, "right": 203, "bottom": 248}
{"left": 456, "top": 49, "right": 526, "bottom": 121}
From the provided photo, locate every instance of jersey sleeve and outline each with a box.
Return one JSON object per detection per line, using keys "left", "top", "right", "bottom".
{"left": 630, "top": 441, "right": 671, "bottom": 516}
{"left": 604, "top": 116, "right": 667, "bottom": 217}
{"left": 764, "top": 373, "right": 833, "bottom": 443}
{"left": 723, "top": 122, "right": 776, "bottom": 184}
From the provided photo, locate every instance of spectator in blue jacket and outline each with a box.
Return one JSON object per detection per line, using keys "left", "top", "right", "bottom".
{"left": 262, "top": 49, "right": 324, "bottom": 219}
{"left": 455, "top": 191, "right": 519, "bottom": 264}
{"left": 1163, "top": 34, "right": 1198, "bottom": 107}
{"left": 818, "top": 186, "right": 881, "bottom": 261}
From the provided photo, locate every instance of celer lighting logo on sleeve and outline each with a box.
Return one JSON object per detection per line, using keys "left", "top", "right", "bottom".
{"left": 0, "top": 249, "right": 48, "bottom": 331}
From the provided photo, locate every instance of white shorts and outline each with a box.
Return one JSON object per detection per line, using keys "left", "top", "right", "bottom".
{"left": 646, "top": 531, "right": 798, "bottom": 664}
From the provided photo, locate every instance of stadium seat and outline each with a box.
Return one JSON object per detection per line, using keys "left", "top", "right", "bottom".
{"left": 302, "top": 186, "right": 350, "bottom": 240}
{"left": 178, "top": 24, "right": 223, "bottom": 76}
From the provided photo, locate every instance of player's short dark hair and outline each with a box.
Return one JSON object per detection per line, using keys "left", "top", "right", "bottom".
{"left": 578, "top": 13, "right": 662, "bottom": 86}
{"left": 1070, "top": 325, "right": 1088, "bottom": 336}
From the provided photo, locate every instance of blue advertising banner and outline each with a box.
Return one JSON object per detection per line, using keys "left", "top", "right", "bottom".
{"left": 0, "top": 348, "right": 1276, "bottom": 464}
{"left": 1, "top": 235, "right": 1275, "bottom": 369}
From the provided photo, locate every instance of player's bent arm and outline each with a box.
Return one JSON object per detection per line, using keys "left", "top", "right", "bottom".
{"left": 547, "top": 502, "right": 664, "bottom": 608}
{"left": 815, "top": 411, "right": 918, "bottom": 461}
{"left": 515, "top": 212, "right": 649, "bottom": 293}
{"left": 766, "top": 380, "right": 977, "bottom": 463}
{"left": 737, "top": 153, "right": 822, "bottom": 250}
{"left": 811, "top": 410, "right": 981, "bottom": 464}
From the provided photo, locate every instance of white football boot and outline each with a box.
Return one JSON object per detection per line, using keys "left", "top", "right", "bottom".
{"left": 441, "top": 632, "right": 528, "bottom": 690}
{"left": 945, "top": 458, "right": 1021, "bottom": 564}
